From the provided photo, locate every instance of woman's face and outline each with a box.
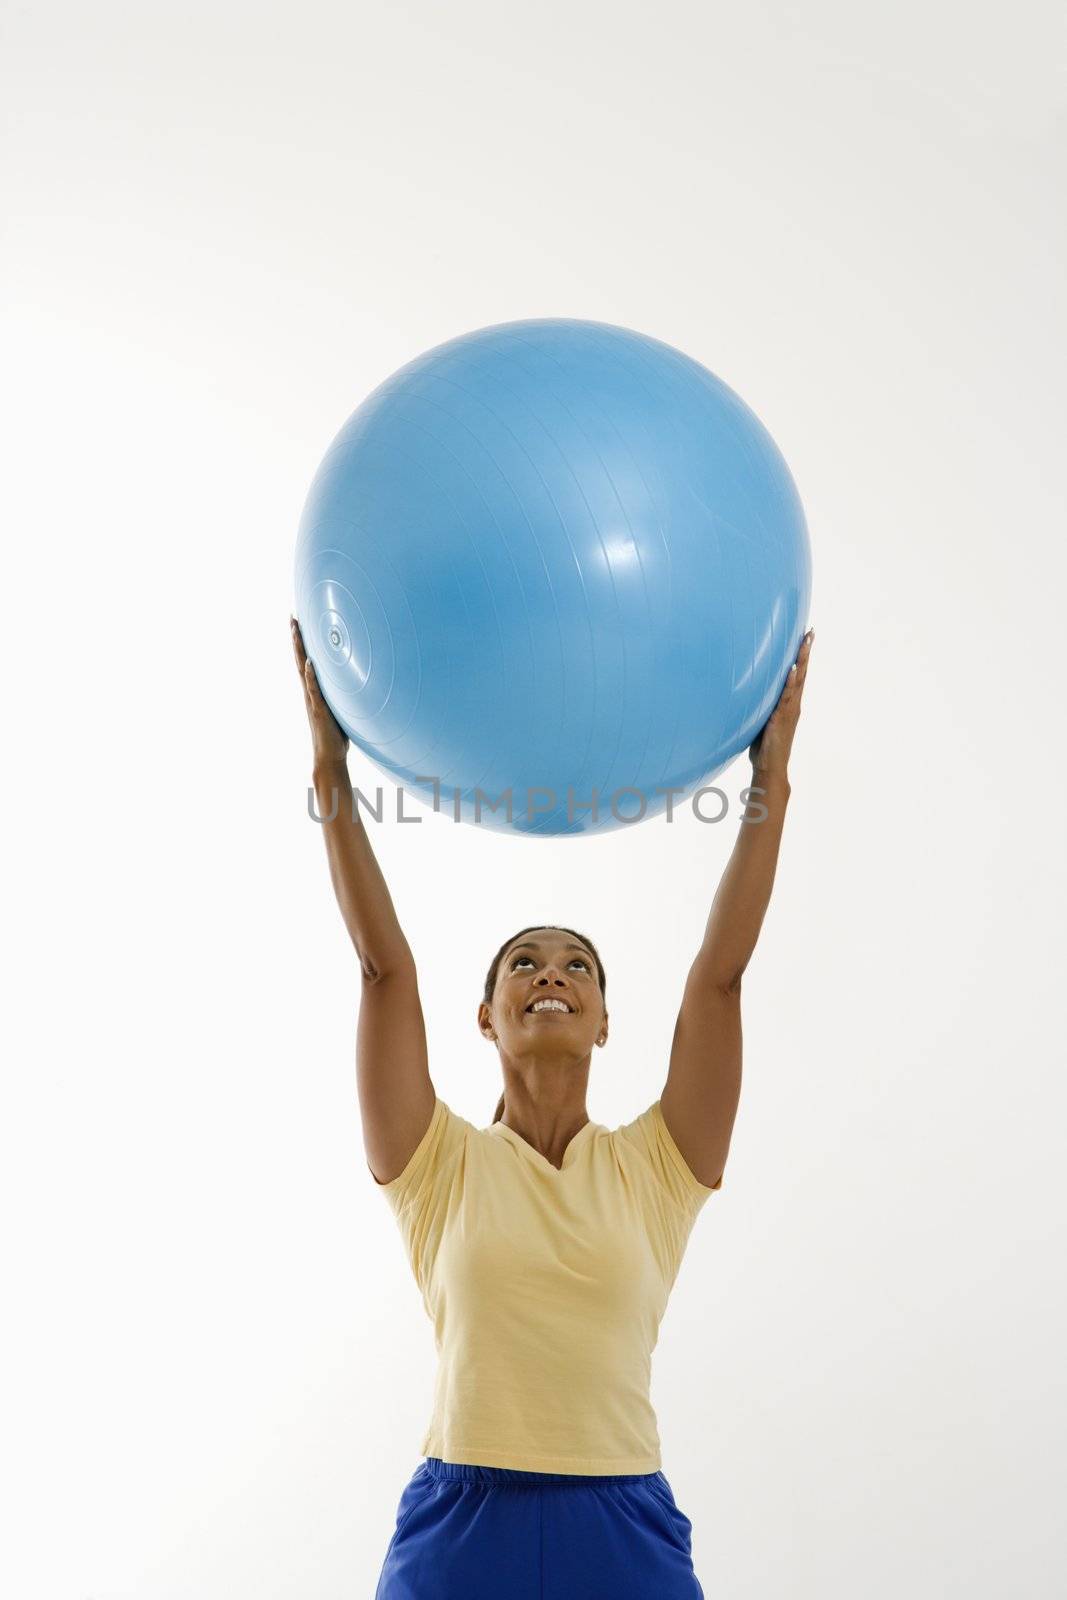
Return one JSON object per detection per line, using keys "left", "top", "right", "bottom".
{"left": 479, "top": 928, "right": 607, "bottom": 1056}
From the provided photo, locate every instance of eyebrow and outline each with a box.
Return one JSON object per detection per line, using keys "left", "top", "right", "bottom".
{"left": 505, "top": 942, "right": 593, "bottom": 962}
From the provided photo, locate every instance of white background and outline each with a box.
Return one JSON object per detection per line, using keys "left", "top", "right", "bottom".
{"left": 3, "top": 2, "right": 1064, "bottom": 1596}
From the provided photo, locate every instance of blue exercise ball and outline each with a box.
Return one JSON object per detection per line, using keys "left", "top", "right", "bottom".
{"left": 294, "top": 319, "right": 811, "bottom": 837}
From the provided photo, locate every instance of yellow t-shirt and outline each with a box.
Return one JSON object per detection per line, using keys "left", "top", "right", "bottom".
{"left": 375, "top": 1096, "right": 721, "bottom": 1475}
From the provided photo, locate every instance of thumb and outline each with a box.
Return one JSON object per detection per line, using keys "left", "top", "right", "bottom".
{"left": 304, "top": 656, "right": 324, "bottom": 703}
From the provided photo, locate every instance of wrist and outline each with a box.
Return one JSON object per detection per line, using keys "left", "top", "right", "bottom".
{"left": 313, "top": 752, "right": 350, "bottom": 784}
{"left": 749, "top": 764, "right": 791, "bottom": 795}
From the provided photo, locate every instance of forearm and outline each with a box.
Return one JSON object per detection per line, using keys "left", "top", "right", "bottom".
{"left": 311, "top": 756, "right": 413, "bottom": 978}
{"left": 696, "top": 768, "right": 792, "bottom": 989}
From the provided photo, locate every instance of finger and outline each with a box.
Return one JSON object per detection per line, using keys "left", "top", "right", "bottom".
{"left": 290, "top": 615, "right": 308, "bottom": 674}
{"left": 771, "top": 648, "right": 805, "bottom": 716}
{"left": 304, "top": 654, "right": 328, "bottom": 709}
{"left": 783, "top": 630, "right": 812, "bottom": 695}
{"left": 794, "top": 628, "right": 814, "bottom": 690}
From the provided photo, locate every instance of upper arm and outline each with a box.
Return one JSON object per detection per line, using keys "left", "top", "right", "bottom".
{"left": 659, "top": 956, "right": 743, "bottom": 1189}
{"left": 356, "top": 959, "right": 436, "bottom": 1185}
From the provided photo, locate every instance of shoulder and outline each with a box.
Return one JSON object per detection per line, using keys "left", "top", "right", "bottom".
{"left": 608, "top": 1100, "right": 722, "bottom": 1206}
{"left": 373, "top": 1097, "right": 476, "bottom": 1209}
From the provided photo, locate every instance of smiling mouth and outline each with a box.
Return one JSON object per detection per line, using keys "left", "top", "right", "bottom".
{"left": 525, "top": 1002, "right": 575, "bottom": 1015}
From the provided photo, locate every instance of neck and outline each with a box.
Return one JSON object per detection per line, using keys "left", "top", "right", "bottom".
{"left": 494, "top": 1063, "right": 591, "bottom": 1156}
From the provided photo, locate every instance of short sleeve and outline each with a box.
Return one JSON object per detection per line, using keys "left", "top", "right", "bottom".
{"left": 621, "top": 1100, "right": 722, "bottom": 1205}
{"left": 372, "top": 1097, "right": 469, "bottom": 1294}
{"left": 613, "top": 1099, "right": 720, "bottom": 1283}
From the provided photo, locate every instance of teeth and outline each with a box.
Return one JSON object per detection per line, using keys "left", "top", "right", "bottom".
{"left": 530, "top": 1000, "right": 570, "bottom": 1013}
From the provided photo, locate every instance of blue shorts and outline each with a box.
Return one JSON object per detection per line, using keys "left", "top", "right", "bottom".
{"left": 375, "top": 1456, "right": 705, "bottom": 1599}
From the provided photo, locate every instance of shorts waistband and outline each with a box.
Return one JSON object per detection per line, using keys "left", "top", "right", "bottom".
{"left": 423, "top": 1456, "right": 661, "bottom": 1488}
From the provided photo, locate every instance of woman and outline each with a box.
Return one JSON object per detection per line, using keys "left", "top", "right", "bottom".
{"left": 291, "top": 615, "right": 813, "bottom": 1599}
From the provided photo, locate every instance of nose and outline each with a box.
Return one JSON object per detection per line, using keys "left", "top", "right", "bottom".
{"left": 533, "top": 971, "right": 567, "bottom": 987}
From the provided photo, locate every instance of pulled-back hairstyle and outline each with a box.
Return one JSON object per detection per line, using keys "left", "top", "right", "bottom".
{"left": 483, "top": 925, "right": 607, "bottom": 1125}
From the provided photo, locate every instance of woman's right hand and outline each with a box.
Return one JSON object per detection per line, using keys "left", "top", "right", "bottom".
{"left": 290, "top": 616, "right": 350, "bottom": 767}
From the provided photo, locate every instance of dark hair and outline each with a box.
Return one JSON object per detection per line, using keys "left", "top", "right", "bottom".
{"left": 483, "top": 925, "right": 607, "bottom": 1125}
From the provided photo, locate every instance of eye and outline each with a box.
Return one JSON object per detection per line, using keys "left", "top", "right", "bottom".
{"left": 510, "top": 954, "right": 591, "bottom": 972}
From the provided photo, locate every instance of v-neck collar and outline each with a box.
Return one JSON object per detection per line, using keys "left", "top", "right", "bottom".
{"left": 488, "top": 1117, "right": 598, "bottom": 1175}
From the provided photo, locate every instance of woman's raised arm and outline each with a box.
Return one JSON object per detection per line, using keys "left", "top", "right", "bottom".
{"left": 291, "top": 617, "right": 435, "bottom": 1184}
{"left": 660, "top": 629, "right": 814, "bottom": 1187}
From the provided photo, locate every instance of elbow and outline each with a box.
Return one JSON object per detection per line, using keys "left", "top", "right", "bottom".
{"left": 685, "top": 963, "right": 745, "bottom": 1003}
{"left": 359, "top": 948, "right": 417, "bottom": 985}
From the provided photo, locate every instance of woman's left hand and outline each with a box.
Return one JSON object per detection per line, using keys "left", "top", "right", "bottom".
{"left": 748, "top": 627, "right": 814, "bottom": 778}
